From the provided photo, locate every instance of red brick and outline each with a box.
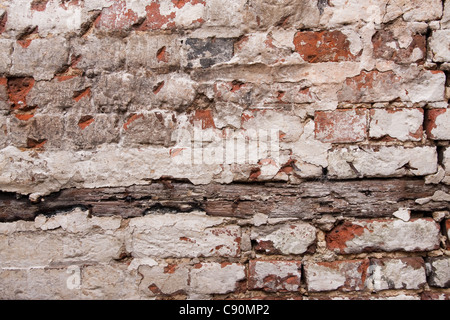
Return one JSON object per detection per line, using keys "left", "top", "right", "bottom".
{"left": 425, "top": 109, "right": 450, "bottom": 140}
{"left": 314, "top": 109, "right": 367, "bottom": 143}
{"left": 7, "top": 77, "right": 35, "bottom": 110}
{"left": 191, "top": 109, "right": 216, "bottom": 129}
{"left": 77, "top": 115, "right": 95, "bottom": 130}
{"left": 137, "top": 2, "right": 176, "bottom": 31}
{"left": 293, "top": 30, "right": 358, "bottom": 63}
{"left": 248, "top": 260, "right": 302, "bottom": 292}
{"left": 372, "top": 30, "right": 426, "bottom": 64}
{"left": 73, "top": 87, "right": 91, "bottom": 102}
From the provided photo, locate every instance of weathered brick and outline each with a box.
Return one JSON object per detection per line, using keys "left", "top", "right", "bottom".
{"left": 426, "top": 109, "right": 450, "bottom": 140}
{"left": 81, "top": 264, "right": 141, "bottom": 299}
{"left": 64, "top": 113, "right": 120, "bottom": 150}
{"left": 138, "top": 262, "right": 189, "bottom": 297}
{"left": 0, "top": 208, "right": 125, "bottom": 268}
{"left": 0, "top": 78, "right": 8, "bottom": 114}
{"left": 0, "top": 267, "right": 82, "bottom": 300}
{"left": 427, "top": 257, "right": 450, "bottom": 288}
{"left": 126, "top": 34, "right": 181, "bottom": 69}
{"left": 304, "top": 259, "right": 370, "bottom": 292}
{"left": 305, "top": 293, "right": 421, "bottom": 300}
{"left": 91, "top": 72, "right": 196, "bottom": 112}
{"left": 189, "top": 262, "right": 246, "bottom": 295}
{"left": 27, "top": 77, "right": 91, "bottom": 113}
{"left": 293, "top": 30, "right": 359, "bottom": 63}
{"left": 95, "top": 0, "right": 141, "bottom": 31}
{"left": 444, "top": 148, "right": 450, "bottom": 185}
{"left": 6, "top": 0, "right": 85, "bottom": 36}
{"left": 136, "top": 0, "right": 206, "bottom": 31}
{"left": 0, "top": 10, "right": 6, "bottom": 34}
{"left": 372, "top": 30, "right": 426, "bottom": 64}
{"left": 338, "top": 70, "right": 401, "bottom": 103}
{"left": 0, "top": 230, "right": 125, "bottom": 268}
{"left": 337, "top": 69, "right": 445, "bottom": 103}
{"left": 247, "top": 0, "right": 320, "bottom": 29}
{"left": 184, "top": 38, "right": 234, "bottom": 68}
{"left": 34, "top": 209, "right": 122, "bottom": 233}
{"left": 73, "top": 36, "right": 126, "bottom": 73}
{"left": 0, "top": 116, "right": 7, "bottom": 149}
{"left": 379, "top": 0, "right": 442, "bottom": 22}
{"left": 314, "top": 109, "right": 367, "bottom": 143}
{"left": 326, "top": 219, "right": 440, "bottom": 254}
{"left": 368, "top": 258, "right": 427, "bottom": 291}
{"left": 251, "top": 222, "right": 316, "bottom": 255}
{"left": 421, "top": 292, "right": 450, "bottom": 300}
{"left": 446, "top": 219, "right": 450, "bottom": 248}
{"left": 0, "top": 39, "right": 12, "bottom": 74}
{"left": 443, "top": 0, "right": 450, "bottom": 28}
{"left": 11, "top": 37, "right": 69, "bottom": 81}
{"left": 232, "top": 31, "right": 304, "bottom": 66}
{"left": 328, "top": 146, "right": 437, "bottom": 179}
{"left": 122, "top": 112, "right": 174, "bottom": 147}
{"left": 241, "top": 108, "right": 303, "bottom": 142}
{"left": 430, "top": 30, "right": 450, "bottom": 63}
{"left": 248, "top": 260, "right": 302, "bottom": 292}
{"left": 369, "top": 108, "right": 423, "bottom": 141}
{"left": 203, "top": 0, "right": 247, "bottom": 29}
{"left": 8, "top": 114, "right": 65, "bottom": 150}
{"left": 6, "top": 76, "right": 36, "bottom": 110}
{"left": 127, "top": 212, "right": 241, "bottom": 258}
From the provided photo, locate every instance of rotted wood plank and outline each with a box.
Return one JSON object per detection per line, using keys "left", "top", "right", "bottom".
{"left": 0, "top": 179, "right": 448, "bottom": 222}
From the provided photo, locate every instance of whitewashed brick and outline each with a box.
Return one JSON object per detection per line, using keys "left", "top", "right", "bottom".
{"left": 326, "top": 219, "right": 441, "bottom": 254}
{"left": 127, "top": 212, "right": 241, "bottom": 258}
{"left": 189, "top": 262, "right": 246, "bottom": 295}
{"left": 251, "top": 222, "right": 317, "bottom": 255}
{"left": 369, "top": 108, "right": 423, "bottom": 141}
{"left": 368, "top": 258, "right": 427, "bottom": 291}
{"left": 328, "top": 146, "right": 438, "bottom": 179}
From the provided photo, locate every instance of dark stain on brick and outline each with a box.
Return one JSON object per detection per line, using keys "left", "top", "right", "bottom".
{"left": 17, "top": 26, "right": 39, "bottom": 48}
{"left": 317, "top": 0, "right": 329, "bottom": 15}
{"left": 26, "top": 137, "right": 47, "bottom": 149}
{"left": 0, "top": 12, "right": 7, "bottom": 34}
{"left": 31, "top": 0, "right": 49, "bottom": 11}
{"left": 185, "top": 38, "right": 234, "bottom": 68}
{"left": 153, "top": 81, "right": 165, "bottom": 94}
{"left": 78, "top": 115, "right": 94, "bottom": 130}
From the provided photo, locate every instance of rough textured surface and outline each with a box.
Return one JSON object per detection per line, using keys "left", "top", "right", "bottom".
{"left": 0, "top": 0, "right": 449, "bottom": 300}
{"left": 326, "top": 218, "right": 441, "bottom": 254}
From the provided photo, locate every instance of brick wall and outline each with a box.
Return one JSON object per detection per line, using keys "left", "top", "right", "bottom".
{"left": 0, "top": 0, "right": 449, "bottom": 300}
